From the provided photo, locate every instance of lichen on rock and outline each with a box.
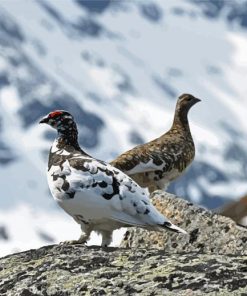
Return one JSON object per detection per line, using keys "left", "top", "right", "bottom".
{"left": 0, "top": 245, "right": 246, "bottom": 295}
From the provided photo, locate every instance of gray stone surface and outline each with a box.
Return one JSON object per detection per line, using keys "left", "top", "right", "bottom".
{"left": 0, "top": 244, "right": 246, "bottom": 295}
{"left": 121, "top": 191, "right": 247, "bottom": 255}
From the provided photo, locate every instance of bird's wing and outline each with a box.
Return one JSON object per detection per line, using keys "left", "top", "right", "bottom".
{"left": 110, "top": 144, "right": 173, "bottom": 175}
{"left": 57, "top": 156, "right": 171, "bottom": 228}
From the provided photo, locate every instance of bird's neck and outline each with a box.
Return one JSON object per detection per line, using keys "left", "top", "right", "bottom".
{"left": 172, "top": 108, "right": 191, "bottom": 134}
{"left": 47, "top": 122, "right": 91, "bottom": 171}
{"left": 55, "top": 122, "right": 83, "bottom": 153}
{"left": 57, "top": 133, "right": 81, "bottom": 152}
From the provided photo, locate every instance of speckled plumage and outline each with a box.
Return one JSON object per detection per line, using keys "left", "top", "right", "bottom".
{"left": 111, "top": 94, "right": 200, "bottom": 193}
{"left": 40, "top": 110, "right": 187, "bottom": 247}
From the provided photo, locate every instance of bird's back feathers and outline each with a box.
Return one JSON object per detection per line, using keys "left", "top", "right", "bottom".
{"left": 111, "top": 128, "right": 195, "bottom": 192}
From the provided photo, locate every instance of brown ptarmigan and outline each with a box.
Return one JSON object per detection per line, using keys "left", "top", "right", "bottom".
{"left": 217, "top": 194, "right": 247, "bottom": 225}
{"left": 39, "top": 110, "right": 187, "bottom": 247}
{"left": 111, "top": 94, "right": 200, "bottom": 193}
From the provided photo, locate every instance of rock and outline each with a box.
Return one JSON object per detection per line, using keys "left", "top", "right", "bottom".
{"left": 0, "top": 244, "right": 246, "bottom": 295}
{"left": 121, "top": 191, "right": 247, "bottom": 254}
{"left": 0, "top": 191, "right": 246, "bottom": 295}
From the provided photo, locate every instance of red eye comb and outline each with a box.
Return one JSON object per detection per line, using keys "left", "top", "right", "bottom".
{"left": 49, "top": 111, "right": 63, "bottom": 118}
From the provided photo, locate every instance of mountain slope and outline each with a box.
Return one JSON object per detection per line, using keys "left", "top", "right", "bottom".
{"left": 0, "top": 0, "right": 247, "bottom": 255}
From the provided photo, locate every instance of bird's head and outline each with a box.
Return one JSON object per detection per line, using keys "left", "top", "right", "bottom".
{"left": 175, "top": 93, "right": 201, "bottom": 114}
{"left": 177, "top": 93, "right": 201, "bottom": 109}
{"left": 173, "top": 94, "right": 201, "bottom": 125}
{"left": 39, "top": 110, "right": 75, "bottom": 131}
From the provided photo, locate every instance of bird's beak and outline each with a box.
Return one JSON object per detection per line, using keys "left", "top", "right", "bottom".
{"left": 194, "top": 98, "right": 201, "bottom": 104}
{"left": 39, "top": 116, "right": 49, "bottom": 124}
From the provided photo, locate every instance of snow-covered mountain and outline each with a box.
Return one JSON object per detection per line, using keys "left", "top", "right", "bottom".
{"left": 0, "top": 0, "right": 247, "bottom": 255}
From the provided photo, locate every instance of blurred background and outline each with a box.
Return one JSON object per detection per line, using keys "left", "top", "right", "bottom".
{"left": 0, "top": 0, "right": 247, "bottom": 256}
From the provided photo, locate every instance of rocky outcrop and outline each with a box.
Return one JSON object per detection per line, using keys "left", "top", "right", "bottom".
{"left": 0, "top": 244, "right": 246, "bottom": 295}
{"left": 121, "top": 191, "right": 247, "bottom": 254}
{"left": 0, "top": 192, "right": 247, "bottom": 295}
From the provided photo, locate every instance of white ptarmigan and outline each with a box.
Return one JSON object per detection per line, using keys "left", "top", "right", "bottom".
{"left": 111, "top": 94, "right": 200, "bottom": 193}
{"left": 40, "top": 110, "right": 187, "bottom": 247}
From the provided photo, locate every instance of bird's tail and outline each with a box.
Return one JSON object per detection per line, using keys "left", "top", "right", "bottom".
{"left": 158, "top": 221, "right": 187, "bottom": 234}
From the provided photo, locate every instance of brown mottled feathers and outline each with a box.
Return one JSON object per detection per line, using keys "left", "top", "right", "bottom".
{"left": 111, "top": 94, "right": 200, "bottom": 193}
{"left": 217, "top": 195, "right": 247, "bottom": 225}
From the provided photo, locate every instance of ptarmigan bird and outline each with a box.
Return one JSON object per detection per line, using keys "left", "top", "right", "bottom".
{"left": 40, "top": 110, "right": 187, "bottom": 247}
{"left": 111, "top": 94, "right": 200, "bottom": 193}
{"left": 217, "top": 194, "right": 247, "bottom": 225}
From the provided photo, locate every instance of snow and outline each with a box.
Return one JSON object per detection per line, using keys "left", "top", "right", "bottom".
{"left": 0, "top": 204, "right": 125, "bottom": 257}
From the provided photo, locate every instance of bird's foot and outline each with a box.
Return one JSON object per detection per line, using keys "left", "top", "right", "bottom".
{"left": 59, "top": 239, "right": 85, "bottom": 245}
{"left": 101, "top": 231, "right": 112, "bottom": 248}
{"left": 60, "top": 234, "right": 89, "bottom": 245}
